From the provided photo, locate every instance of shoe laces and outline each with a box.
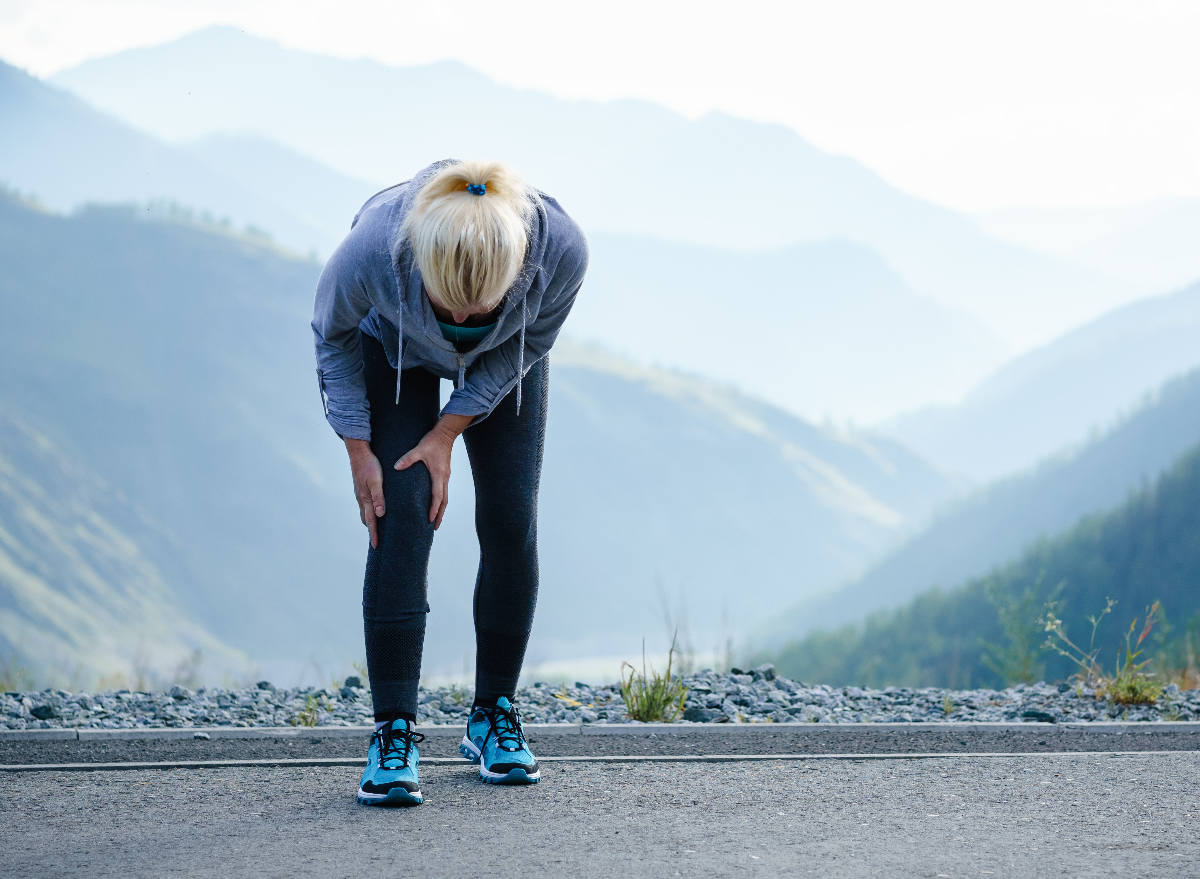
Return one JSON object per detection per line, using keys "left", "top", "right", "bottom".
{"left": 486, "top": 703, "right": 527, "bottom": 752}
{"left": 377, "top": 721, "right": 425, "bottom": 770}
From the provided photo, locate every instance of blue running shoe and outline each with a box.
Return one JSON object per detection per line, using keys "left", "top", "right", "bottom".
{"left": 357, "top": 719, "right": 424, "bottom": 806}
{"left": 459, "top": 696, "right": 541, "bottom": 784}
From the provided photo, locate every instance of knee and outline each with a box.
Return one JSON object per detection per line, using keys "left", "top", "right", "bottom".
{"left": 381, "top": 465, "right": 433, "bottom": 523}
{"left": 475, "top": 510, "right": 537, "bottom": 558}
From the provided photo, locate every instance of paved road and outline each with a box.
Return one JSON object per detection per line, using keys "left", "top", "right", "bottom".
{"left": 4, "top": 724, "right": 1198, "bottom": 765}
{"left": 3, "top": 752, "right": 1196, "bottom": 878}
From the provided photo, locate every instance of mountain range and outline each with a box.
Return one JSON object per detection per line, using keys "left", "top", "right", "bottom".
{"left": 7, "top": 28, "right": 1200, "bottom": 686}
{"left": 0, "top": 191, "right": 955, "bottom": 683}
{"left": 48, "top": 26, "right": 1138, "bottom": 350}
{"left": 886, "top": 279, "right": 1200, "bottom": 481}
{"left": 1, "top": 54, "right": 1008, "bottom": 423}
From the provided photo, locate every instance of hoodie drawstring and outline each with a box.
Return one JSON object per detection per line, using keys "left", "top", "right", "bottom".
{"left": 392, "top": 288, "right": 528, "bottom": 415}
{"left": 394, "top": 307, "right": 403, "bottom": 404}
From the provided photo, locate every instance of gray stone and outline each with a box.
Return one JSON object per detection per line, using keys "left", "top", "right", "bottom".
{"left": 169, "top": 686, "right": 191, "bottom": 701}
{"left": 752, "top": 663, "right": 777, "bottom": 682}
{"left": 1022, "top": 709, "right": 1056, "bottom": 723}
{"left": 343, "top": 676, "right": 362, "bottom": 689}
{"left": 682, "top": 705, "right": 722, "bottom": 723}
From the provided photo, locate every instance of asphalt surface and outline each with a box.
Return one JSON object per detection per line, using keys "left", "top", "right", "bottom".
{"left": 3, "top": 752, "right": 1197, "bottom": 878}
{"left": 3, "top": 724, "right": 1199, "bottom": 765}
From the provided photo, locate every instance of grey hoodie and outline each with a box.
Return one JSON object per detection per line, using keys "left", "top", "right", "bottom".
{"left": 312, "top": 160, "right": 589, "bottom": 441}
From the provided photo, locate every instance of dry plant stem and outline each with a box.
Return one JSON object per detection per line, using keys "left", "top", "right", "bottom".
{"left": 1041, "top": 597, "right": 1114, "bottom": 685}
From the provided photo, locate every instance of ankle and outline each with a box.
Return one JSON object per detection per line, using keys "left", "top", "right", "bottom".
{"left": 374, "top": 711, "right": 417, "bottom": 730}
{"left": 471, "top": 696, "right": 507, "bottom": 712}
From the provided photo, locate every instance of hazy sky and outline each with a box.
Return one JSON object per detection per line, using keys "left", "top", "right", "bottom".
{"left": 3, "top": 0, "right": 1197, "bottom": 212}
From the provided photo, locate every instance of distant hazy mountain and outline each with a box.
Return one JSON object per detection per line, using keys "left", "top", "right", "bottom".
{"left": 0, "top": 192, "right": 955, "bottom": 682}
{"left": 757, "top": 365, "right": 1200, "bottom": 649}
{"left": 973, "top": 200, "right": 1200, "bottom": 293}
{"left": 885, "top": 280, "right": 1200, "bottom": 481}
{"left": 1, "top": 57, "right": 1006, "bottom": 422}
{"left": 758, "top": 437, "right": 1200, "bottom": 689}
{"left": 0, "top": 405, "right": 246, "bottom": 689}
{"left": 49, "top": 27, "right": 1137, "bottom": 349}
{"left": 577, "top": 234, "right": 1007, "bottom": 423}
{"left": 0, "top": 59, "right": 371, "bottom": 258}
{"left": 184, "top": 133, "right": 378, "bottom": 254}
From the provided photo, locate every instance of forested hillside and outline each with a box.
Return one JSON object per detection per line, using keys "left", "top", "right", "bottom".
{"left": 0, "top": 406, "right": 245, "bottom": 688}
{"left": 759, "top": 442, "right": 1200, "bottom": 688}
{"left": 759, "top": 365, "right": 1200, "bottom": 647}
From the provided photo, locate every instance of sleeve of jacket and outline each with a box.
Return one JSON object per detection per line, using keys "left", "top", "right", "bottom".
{"left": 311, "top": 231, "right": 380, "bottom": 441}
{"left": 441, "top": 229, "right": 589, "bottom": 421}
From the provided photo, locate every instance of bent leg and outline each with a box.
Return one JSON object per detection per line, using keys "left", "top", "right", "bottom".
{"left": 360, "top": 332, "right": 440, "bottom": 721}
{"left": 462, "top": 356, "right": 550, "bottom": 702}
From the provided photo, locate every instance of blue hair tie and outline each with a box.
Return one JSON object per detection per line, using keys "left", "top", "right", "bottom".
{"left": 467, "top": 183, "right": 487, "bottom": 196}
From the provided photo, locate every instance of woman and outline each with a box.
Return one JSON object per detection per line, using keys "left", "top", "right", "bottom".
{"left": 312, "top": 159, "right": 588, "bottom": 806}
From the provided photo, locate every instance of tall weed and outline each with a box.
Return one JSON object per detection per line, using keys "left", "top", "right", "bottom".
{"left": 1042, "top": 599, "right": 1165, "bottom": 704}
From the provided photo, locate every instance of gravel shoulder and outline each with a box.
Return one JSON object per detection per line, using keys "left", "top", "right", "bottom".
{"left": 2, "top": 753, "right": 1196, "bottom": 878}
{"left": 7, "top": 667, "right": 1198, "bottom": 731}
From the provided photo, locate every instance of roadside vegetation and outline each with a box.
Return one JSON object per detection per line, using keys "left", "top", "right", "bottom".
{"left": 755, "top": 442, "right": 1200, "bottom": 691}
{"left": 1042, "top": 599, "right": 1166, "bottom": 704}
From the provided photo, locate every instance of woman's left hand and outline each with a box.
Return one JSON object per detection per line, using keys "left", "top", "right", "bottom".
{"left": 395, "top": 413, "right": 472, "bottom": 529}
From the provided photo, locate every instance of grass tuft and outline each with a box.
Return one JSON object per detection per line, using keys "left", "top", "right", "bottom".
{"left": 619, "top": 633, "right": 689, "bottom": 723}
{"left": 292, "top": 693, "right": 327, "bottom": 727}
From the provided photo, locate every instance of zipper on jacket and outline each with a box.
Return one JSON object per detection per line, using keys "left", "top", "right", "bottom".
{"left": 456, "top": 354, "right": 466, "bottom": 390}
{"left": 316, "top": 369, "right": 329, "bottom": 417}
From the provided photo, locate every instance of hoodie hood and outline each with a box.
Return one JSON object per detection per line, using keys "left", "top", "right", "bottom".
{"left": 312, "top": 160, "right": 588, "bottom": 440}
{"left": 378, "top": 160, "right": 550, "bottom": 411}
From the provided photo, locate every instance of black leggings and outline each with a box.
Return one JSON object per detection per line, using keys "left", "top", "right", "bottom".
{"left": 360, "top": 332, "right": 548, "bottom": 720}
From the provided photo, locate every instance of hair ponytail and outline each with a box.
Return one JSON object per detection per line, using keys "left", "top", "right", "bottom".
{"left": 402, "top": 161, "right": 535, "bottom": 311}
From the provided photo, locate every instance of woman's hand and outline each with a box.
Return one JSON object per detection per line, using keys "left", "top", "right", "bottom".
{"left": 395, "top": 413, "right": 473, "bottom": 530}
{"left": 344, "top": 438, "right": 385, "bottom": 548}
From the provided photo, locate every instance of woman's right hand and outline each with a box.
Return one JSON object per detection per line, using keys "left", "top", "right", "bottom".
{"left": 344, "top": 438, "right": 385, "bottom": 548}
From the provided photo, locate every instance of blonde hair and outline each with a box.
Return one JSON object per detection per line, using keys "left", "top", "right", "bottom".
{"left": 402, "top": 160, "right": 535, "bottom": 311}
